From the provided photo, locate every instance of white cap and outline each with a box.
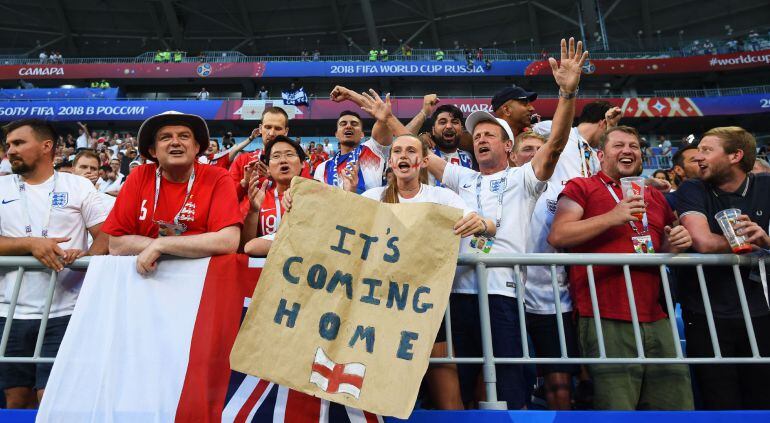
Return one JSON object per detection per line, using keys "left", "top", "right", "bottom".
{"left": 465, "top": 110, "right": 514, "bottom": 141}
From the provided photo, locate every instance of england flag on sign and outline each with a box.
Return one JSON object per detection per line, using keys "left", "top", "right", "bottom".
{"left": 309, "top": 348, "right": 366, "bottom": 399}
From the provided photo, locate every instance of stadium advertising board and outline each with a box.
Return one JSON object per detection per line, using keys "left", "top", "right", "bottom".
{"left": 0, "top": 95, "right": 767, "bottom": 122}
{"left": 231, "top": 178, "right": 460, "bottom": 418}
{"left": 525, "top": 49, "right": 770, "bottom": 76}
{"left": 1, "top": 49, "right": 768, "bottom": 80}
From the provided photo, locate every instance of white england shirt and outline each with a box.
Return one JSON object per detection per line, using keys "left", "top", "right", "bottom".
{"left": 0, "top": 172, "right": 110, "bottom": 319}
{"left": 525, "top": 123, "right": 600, "bottom": 313}
{"left": 97, "top": 173, "right": 124, "bottom": 194}
{"left": 442, "top": 162, "right": 547, "bottom": 297}
{"left": 362, "top": 183, "right": 474, "bottom": 216}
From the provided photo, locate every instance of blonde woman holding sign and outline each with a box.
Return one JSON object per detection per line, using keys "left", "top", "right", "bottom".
{"left": 359, "top": 134, "right": 495, "bottom": 410}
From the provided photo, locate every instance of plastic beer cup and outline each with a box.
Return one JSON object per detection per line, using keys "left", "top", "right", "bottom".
{"left": 715, "top": 208, "right": 752, "bottom": 254}
{"left": 620, "top": 176, "right": 645, "bottom": 220}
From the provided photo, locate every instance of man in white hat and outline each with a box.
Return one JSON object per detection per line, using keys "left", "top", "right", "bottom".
{"left": 424, "top": 38, "right": 587, "bottom": 409}
{"left": 101, "top": 111, "right": 243, "bottom": 275}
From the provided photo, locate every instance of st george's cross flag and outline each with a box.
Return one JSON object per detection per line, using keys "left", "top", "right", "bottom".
{"left": 36, "top": 255, "right": 381, "bottom": 423}
{"left": 309, "top": 348, "right": 366, "bottom": 399}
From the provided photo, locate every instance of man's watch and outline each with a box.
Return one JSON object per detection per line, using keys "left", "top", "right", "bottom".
{"left": 558, "top": 88, "right": 579, "bottom": 99}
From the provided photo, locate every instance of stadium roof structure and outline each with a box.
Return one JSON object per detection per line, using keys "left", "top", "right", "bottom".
{"left": 1, "top": 0, "right": 769, "bottom": 58}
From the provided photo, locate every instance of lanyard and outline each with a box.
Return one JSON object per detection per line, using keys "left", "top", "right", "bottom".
{"left": 273, "top": 187, "right": 282, "bottom": 229}
{"left": 576, "top": 131, "right": 596, "bottom": 178}
{"left": 153, "top": 167, "right": 195, "bottom": 225}
{"left": 16, "top": 172, "right": 58, "bottom": 238}
{"left": 603, "top": 180, "right": 648, "bottom": 234}
{"left": 475, "top": 168, "right": 510, "bottom": 228}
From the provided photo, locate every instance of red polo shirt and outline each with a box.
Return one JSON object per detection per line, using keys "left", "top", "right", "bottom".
{"left": 559, "top": 171, "right": 673, "bottom": 322}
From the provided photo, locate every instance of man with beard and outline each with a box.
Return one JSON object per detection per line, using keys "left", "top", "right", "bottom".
{"left": 403, "top": 94, "right": 477, "bottom": 168}
{"left": 548, "top": 126, "right": 694, "bottom": 410}
{"left": 314, "top": 86, "right": 393, "bottom": 193}
{"left": 674, "top": 127, "right": 770, "bottom": 410}
{"left": 425, "top": 104, "right": 475, "bottom": 186}
{"left": 671, "top": 141, "right": 700, "bottom": 184}
{"left": 0, "top": 119, "right": 109, "bottom": 408}
{"left": 665, "top": 141, "right": 700, "bottom": 209}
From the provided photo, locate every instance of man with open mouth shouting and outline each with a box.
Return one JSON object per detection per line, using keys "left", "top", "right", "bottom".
{"left": 313, "top": 86, "right": 393, "bottom": 194}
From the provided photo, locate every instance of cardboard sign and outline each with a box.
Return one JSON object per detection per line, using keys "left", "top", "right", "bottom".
{"left": 231, "top": 178, "right": 462, "bottom": 418}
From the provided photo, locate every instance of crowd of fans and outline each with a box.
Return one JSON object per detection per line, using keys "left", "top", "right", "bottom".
{"left": 682, "top": 29, "right": 770, "bottom": 56}
{"left": 1, "top": 38, "right": 769, "bottom": 415}
{"left": 37, "top": 51, "right": 63, "bottom": 64}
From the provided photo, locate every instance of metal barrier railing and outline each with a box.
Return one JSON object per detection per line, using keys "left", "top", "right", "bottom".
{"left": 439, "top": 253, "right": 769, "bottom": 409}
{"left": 0, "top": 257, "right": 89, "bottom": 364}
{"left": 0, "top": 253, "right": 768, "bottom": 409}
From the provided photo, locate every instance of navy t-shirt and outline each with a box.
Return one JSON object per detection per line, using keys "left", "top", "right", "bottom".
{"left": 674, "top": 173, "right": 770, "bottom": 318}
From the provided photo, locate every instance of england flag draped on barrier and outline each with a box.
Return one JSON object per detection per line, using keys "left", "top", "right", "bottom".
{"left": 36, "top": 255, "right": 381, "bottom": 423}
{"left": 281, "top": 87, "right": 309, "bottom": 106}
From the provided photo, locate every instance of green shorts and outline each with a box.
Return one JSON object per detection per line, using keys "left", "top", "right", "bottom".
{"left": 578, "top": 317, "right": 694, "bottom": 410}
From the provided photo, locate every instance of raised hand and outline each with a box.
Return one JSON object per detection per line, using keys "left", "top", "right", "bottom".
{"left": 330, "top": 85, "right": 355, "bottom": 103}
{"left": 359, "top": 89, "right": 392, "bottom": 122}
{"left": 548, "top": 37, "right": 588, "bottom": 94}
{"left": 605, "top": 106, "right": 623, "bottom": 128}
{"left": 422, "top": 94, "right": 439, "bottom": 115}
{"left": 248, "top": 178, "right": 268, "bottom": 211}
{"left": 240, "top": 160, "right": 258, "bottom": 189}
{"left": 341, "top": 163, "right": 360, "bottom": 193}
{"left": 249, "top": 127, "right": 260, "bottom": 139}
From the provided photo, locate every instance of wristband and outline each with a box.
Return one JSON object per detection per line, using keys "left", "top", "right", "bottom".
{"left": 558, "top": 87, "right": 578, "bottom": 99}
